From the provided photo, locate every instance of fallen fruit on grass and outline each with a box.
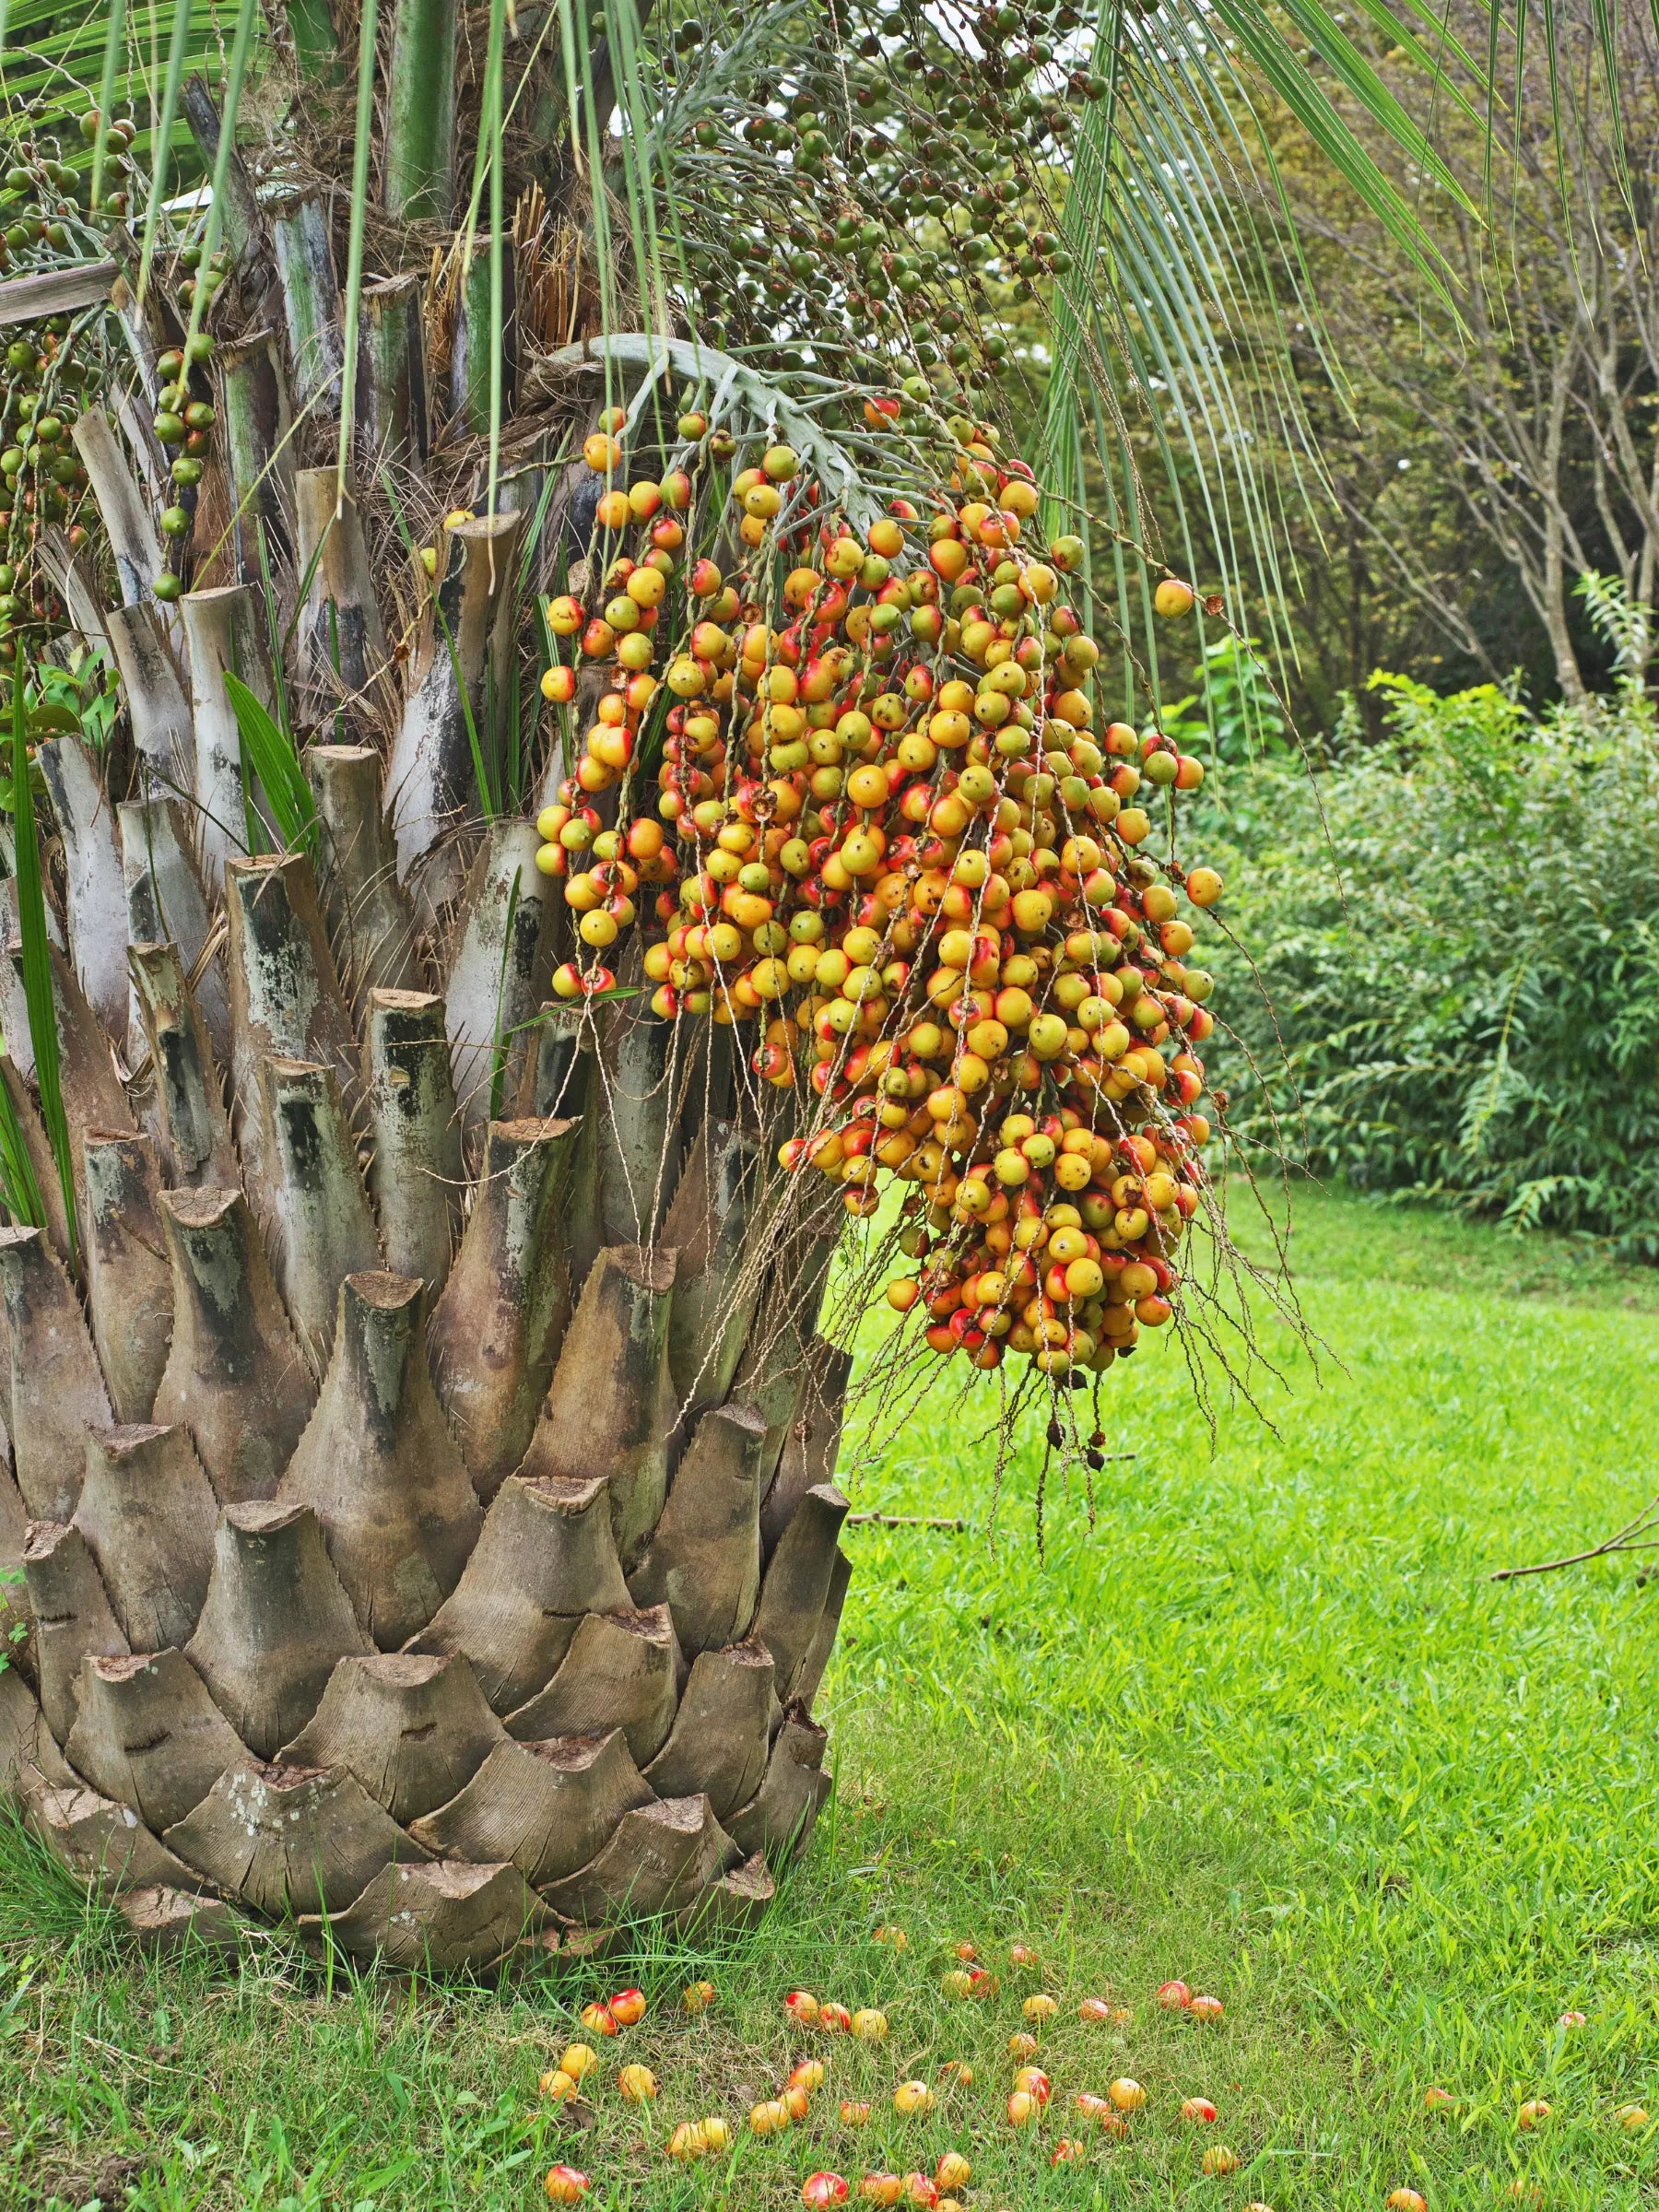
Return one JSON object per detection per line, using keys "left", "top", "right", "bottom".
{"left": 539, "top": 2069, "right": 580, "bottom": 2102}
{"left": 1385, "top": 2191, "right": 1426, "bottom": 2212}
{"left": 579, "top": 2001, "right": 618, "bottom": 2036}
{"left": 820, "top": 2003, "right": 854, "bottom": 2034}
{"left": 559, "top": 2043, "right": 600, "bottom": 2080}
{"left": 1008, "top": 2031, "right": 1041, "bottom": 2061}
{"left": 618, "top": 2064, "right": 658, "bottom": 2102}
{"left": 955, "top": 1941, "right": 979, "bottom": 1960}
{"left": 667, "top": 2122, "right": 707, "bottom": 2161}
{"left": 1159, "top": 1981, "right": 1194, "bottom": 2009}
{"left": 1077, "top": 1996, "right": 1116, "bottom": 2023}
{"left": 935, "top": 2153, "right": 971, "bottom": 2191}
{"left": 1517, "top": 2100, "right": 1552, "bottom": 2129}
{"left": 751, "top": 2099, "right": 791, "bottom": 2136}
{"left": 1182, "top": 2097, "right": 1218, "bottom": 2123}
{"left": 1190, "top": 1994, "right": 1225, "bottom": 2023}
{"left": 874, "top": 1925, "right": 908, "bottom": 1951}
{"left": 1110, "top": 2077, "right": 1147, "bottom": 2112}
{"left": 1558, "top": 2010, "right": 1586, "bottom": 2028}
{"left": 1616, "top": 2104, "right": 1650, "bottom": 2130}
{"left": 682, "top": 1980, "right": 715, "bottom": 2014}
{"left": 543, "top": 2166, "right": 589, "bottom": 2204}
{"left": 941, "top": 1970, "right": 974, "bottom": 1998}
{"left": 784, "top": 2083, "right": 813, "bottom": 2122}
{"left": 1423, "top": 2088, "right": 1453, "bottom": 2112}
{"left": 1244, "top": 2202, "right": 1276, "bottom": 2211}
{"left": 700, "top": 2117, "right": 732, "bottom": 2152}
{"left": 791, "top": 2061, "right": 828, "bottom": 2092}
{"left": 841, "top": 2100, "right": 873, "bottom": 2126}
{"left": 1202, "top": 2147, "right": 1241, "bottom": 2176}
{"left": 1008, "top": 2090, "right": 1040, "bottom": 2126}
{"left": 937, "top": 2062, "right": 973, "bottom": 2086}
{"left": 787, "top": 1990, "right": 821, "bottom": 2024}
{"left": 803, "top": 2174, "right": 851, "bottom": 2207}
{"left": 852, "top": 2008, "right": 889, "bottom": 2041}
{"left": 1013, "top": 2067, "right": 1052, "bottom": 2105}
{"left": 1053, "top": 2137, "right": 1087, "bottom": 2165}
{"left": 895, "top": 2080, "right": 936, "bottom": 2116}
{"left": 861, "top": 2177, "right": 902, "bottom": 2207}
{"left": 1075, "top": 2093, "right": 1112, "bottom": 2120}
{"left": 1504, "top": 2187, "right": 1542, "bottom": 2208}
{"left": 902, "top": 2175, "right": 938, "bottom": 2208}
{"left": 1010, "top": 1942, "right": 1040, "bottom": 1967}
{"left": 1023, "top": 1993, "right": 1059, "bottom": 2023}
{"left": 609, "top": 1987, "right": 647, "bottom": 2027}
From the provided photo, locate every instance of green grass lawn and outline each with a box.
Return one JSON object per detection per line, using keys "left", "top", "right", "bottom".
{"left": 5, "top": 1187, "right": 1659, "bottom": 2210}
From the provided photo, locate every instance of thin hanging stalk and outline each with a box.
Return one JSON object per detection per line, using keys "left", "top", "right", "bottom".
{"left": 135, "top": 0, "right": 194, "bottom": 304}
{"left": 179, "top": 0, "right": 259, "bottom": 371}
{"left": 335, "top": 0, "right": 380, "bottom": 502}
{"left": 89, "top": 0, "right": 127, "bottom": 213}
{"left": 487, "top": 0, "right": 504, "bottom": 518}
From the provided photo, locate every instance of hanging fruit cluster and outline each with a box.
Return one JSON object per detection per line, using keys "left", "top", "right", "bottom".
{"left": 0, "top": 316, "right": 94, "bottom": 668}
{"left": 532, "top": 404, "right": 1222, "bottom": 1381}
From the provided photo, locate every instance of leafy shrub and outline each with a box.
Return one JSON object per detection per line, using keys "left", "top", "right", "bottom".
{"left": 1208, "top": 622, "right": 1659, "bottom": 1253}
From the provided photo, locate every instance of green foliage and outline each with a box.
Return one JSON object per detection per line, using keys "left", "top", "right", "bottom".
{"left": 8, "top": 677, "right": 76, "bottom": 1260}
{"left": 222, "top": 670, "right": 316, "bottom": 856}
{"left": 1158, "top": 630, "right": 1290, "bottom": 763}
{"left": 1210, "top": 610, "right": 1659, "bottom": 1253}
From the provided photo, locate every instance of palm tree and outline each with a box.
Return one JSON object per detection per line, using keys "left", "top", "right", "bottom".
{"left": 0, "top": 0, "right": 1520, "bottom": 1963}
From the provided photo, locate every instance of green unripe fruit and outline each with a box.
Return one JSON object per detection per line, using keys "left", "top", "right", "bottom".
{"left": 153, "top": 411, "right": 185, "bottom": 445}
{"left": 170, "top": 457, "right": 205, "bottom": 487}
{"left": 183, "top": 401, "right": 215, "bottom": 432}
{"left": 151, "top": 572, "right": 182, "bottom": 603}
{"left": 160, "top": 505, "right": 192, "bottom": 537}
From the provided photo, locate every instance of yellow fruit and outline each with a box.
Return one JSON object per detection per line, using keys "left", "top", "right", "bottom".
{"left": 559, "top": 2043, "right": 599, "bottom": 2080}
{"left": 1007, "top": 2090, "right": 1038, "bottom": 2126}
{"left": 852, "top": 2008, "right": 889, "bottom": 2041}
{"left": 751, "top": 2099, "right": 791, "bottom": 2136}
{"left": 1616, "top": 2105, "right": 1650, "bottom": 2130}
{"left": 840, "top": 2100, "right": 873, "bottom": 2125}
{"left": 1154, "top": 577, "right": 1195, "bottom": 618}
{"left": 1385, "top": 2193, "right": 1427, "bottom": 2212}
{"left": 894, "top": 2081, "right": 935, "bottom": 2116}
{"left": 1008, "top": 2032, "right": 1041, "bottom": 2060}
{"left": 935, "top": 2152, "right": 971, "bottom": 2189}
{"left": 700, "top": 2117, "right": 733, "bottom": 2153}
{"left": 538, "top": 2069, "right": 580, "bottom": 2102}
{"left": 1203, "top": 2147, "right": 1241, "bottom": 2176}
{"left": 1110, "top": 2077, "right": 1147, "bottom": 2112}
{"left": 618, "top": 2064, "right": 658, "bottom": 2101}
{"left": 1517, "top": 2100, "right": 1552, "bottom": 2129}
{"left": 682, "top": 1979, "right": 715, "bottom": 2013}
{"left": 1023, "top": 1993, "right": 1059, "bottom": 2022}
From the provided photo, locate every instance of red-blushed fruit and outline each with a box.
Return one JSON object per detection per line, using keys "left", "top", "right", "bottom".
{"left": 902, "top": 2176, "right": 938, "bottom": 2209}
{"left": 955, "top": 1941, "right": 979, "bottom": 1961}
{"left": 1385, "top": 2190, "right": 1427, "bottom": 2212}
{"left": 1182, "top": 2097, "right": 1218, "bottom": 2123}
{"left": 940, "top": 1971, "right": 973, "bottom": 1999}
{"left": 751, "top": 2099, "right": 791, "bottom": 2136}
{"left": 841, "top": 2100, "right": 873, "bottom": 2126}
{"left": 1517, "top": 2100, "right": 1552, "bottom": 2129}
{"left": 1154, "top": 577, "right": 1195, "bottom": 618}
{"left": 873, "top": 1925, "right": 909, "bottom": 1951}
{"left": 683, "top": 1979, "right": 715, "bottom": 2014}
{"left": 579, "top": 2001, "right": 618, "bottom": 2036}
{"left": 1558, "top": 2009, "right": 1586, "bottom": 2028}
{"left": 819, "top": 2002, "right": 853, "bottom": 2034}
{"left": 937, "top": 2062, "right": 973, "bottom": 2087}
{"left": 852, "top": 2008, "right": 889, "bottom": 2041}
{"left": 559, "top": 2043, "right": 599, "bottom": 2080}
{"left": 1023, "top": 1993, "right": 1059, "bottom": 2023}
{"left": 609, "top": 1987, "right": 646, "bottom": 2027}
{"left": 1008, "top": 2031, "right": 1041, "bottom": 2061}
{"left": 543, "top": 2165, "right": 588, "bottom": 2203}
{"left": 783, "top": 2084, "right": 812, "bottom": 2122}
{"left": 1190, "top": 1994, "right": 1225, "bottom": 2023}
{"left": 1052, "top": 2137, "right": 1087, "bottom": 2166}
{"left": 1075, "top": 2093, "right": 1112, "bottom": 2121}
{"left": 1077, "top": 1996, "right": 1115, "bottom": 2023}
{"left": 618, "top": 2064, "right": 657, "bottom": 2101}
{"left": 935, "top": 2152, "right": 971, "bottom": 2191}
{"left": 791, "top": 2061, "right": 827, "bottom": 2093}
{"left": 1099, "top": 2112, "right": 1131, "bottom": 2140}
{"left": 1616, "top": 2104, "right": 1650, "bottom": 2130}
{"left": 1202, "top": 2147, "right": 1241, "bottom": 2177}
{"left": 1110, "top": 2077, "right": 1147, "bottom": 2112}
{"left": 1013, "top": 2067, "right": 1052, "bottom": 2106}
{"left": 1158, "top": 1980, "right": 1193, "bottom": 2010}
{"left": 894, "top": 2081, "right": 935, "bottom": 2116}
{"left": 1007, "top": 2090, "right": 1039, "bottom": 2127}
{"left": 1423, "top": 2088, "right": 1453, "bottom": 2112}
{"left": 1009, "top": 1942, "right": 1040, "bottom": 1968}
{"left": 803, "top": 2173, "right": 850, "bottom": 2207}
{"left": 786, "top": 1990, "right": 821, "bottom": 2025}
{"left": 860, "top": 2177, "right": 902, "bottom": 2207}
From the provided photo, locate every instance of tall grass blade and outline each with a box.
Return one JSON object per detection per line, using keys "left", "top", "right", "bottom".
{"left": 10, "top": 681, "right": 77, "bottom": 1266}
